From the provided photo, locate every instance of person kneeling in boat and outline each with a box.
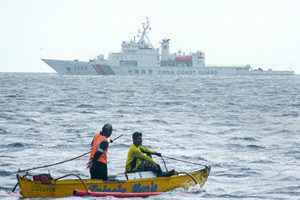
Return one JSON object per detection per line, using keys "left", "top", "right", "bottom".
{"left": 126, "top": 131, "right": 175, "bottom": 177}
{"left": 88, "top": 123, "right": 113, "bottom": 180}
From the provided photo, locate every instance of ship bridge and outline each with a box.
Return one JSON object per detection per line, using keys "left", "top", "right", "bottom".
{"left": 108, "top": 18, "right": 160, "bottom": 67}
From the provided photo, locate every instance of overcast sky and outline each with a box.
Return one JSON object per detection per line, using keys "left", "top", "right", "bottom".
{"left": 0, "top": 0, "right": 299, "bottom": 73}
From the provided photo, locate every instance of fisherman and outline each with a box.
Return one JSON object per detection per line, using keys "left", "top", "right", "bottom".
{"left": 88, "top": 123, "right": 113, "bottom": 180}
{"left": 125, "top": 131, "right": 165, "bottom": 176}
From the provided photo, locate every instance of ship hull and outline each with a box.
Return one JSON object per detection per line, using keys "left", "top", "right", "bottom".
{"left": 42, "top": 59, "right": 98, "bottom": 75}
{"left": 248, "top": 70, "right": 294, "bottom": 75}
{"left": 42, "top": 59, "right": 294, "bottom": 76}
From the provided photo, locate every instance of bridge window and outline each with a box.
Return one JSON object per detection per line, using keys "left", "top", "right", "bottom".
{"left": 120, "top": 60, "right": 138, "bottom": 66}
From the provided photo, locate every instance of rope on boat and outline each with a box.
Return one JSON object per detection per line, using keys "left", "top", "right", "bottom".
{"left": 16, "top": 134, "right": 123, "bottom": 173}
{"left": 55, "top": 174, "right": 89, "bottom": 193}
{"left": 11, "top": 172, "right": 30, "bottom": 192}
{"left": 161, "top": 155, "right": 210, "bottom": 186}
{"left": 17, "top": 151, "right": 91, "bottom": 173}
{"left": 162, "top": 155, "right": 207, "bottom": 167}
{"left": 11, "top": 182, "right": 18, "bottom": 192}
{"left": 160, "top": 156, "right": 169, "bottom": 173}
{"left": 177, "top": 171, "right": 199, "bottom": 185}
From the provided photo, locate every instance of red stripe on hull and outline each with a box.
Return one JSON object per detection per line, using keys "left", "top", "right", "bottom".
{"left": 74, "top": 190, "right": 161, "bottom": 198}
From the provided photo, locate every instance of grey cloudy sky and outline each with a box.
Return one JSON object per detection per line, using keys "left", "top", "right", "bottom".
{"left": 0, "top": 0, "right": 299, "bottom": 73}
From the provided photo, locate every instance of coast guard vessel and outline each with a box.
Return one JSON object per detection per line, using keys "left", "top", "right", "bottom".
{"left": 42, "top": 19, "right": 294, "bottom": 76}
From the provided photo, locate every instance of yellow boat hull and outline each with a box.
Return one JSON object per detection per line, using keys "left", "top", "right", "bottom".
{"left": 18, "top": 166, "right": 210, "bottom": 198}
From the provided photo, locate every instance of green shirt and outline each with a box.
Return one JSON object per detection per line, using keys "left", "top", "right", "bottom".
{"left": 125, "top": 144, "right": 156, "bottom": 172}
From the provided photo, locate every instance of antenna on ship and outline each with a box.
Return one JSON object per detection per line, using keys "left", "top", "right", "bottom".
{"left": 137, "top": 17, "right": 153, "bottom": 49}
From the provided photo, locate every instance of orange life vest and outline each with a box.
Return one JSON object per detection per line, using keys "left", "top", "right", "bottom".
{"left": 89, "top": 133, "right": 108, "bottom": 164}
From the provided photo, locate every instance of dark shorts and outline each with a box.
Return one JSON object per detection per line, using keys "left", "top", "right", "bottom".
{"left": 135, "top": 160, "right": 163, "bottom": 176}
{"left": 90, "top": 161, "right": 108, "bottom": 180}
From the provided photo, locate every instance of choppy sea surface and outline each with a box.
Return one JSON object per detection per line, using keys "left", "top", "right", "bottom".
{"left": 0, "top": 73, "right": 300, "bottom": 200}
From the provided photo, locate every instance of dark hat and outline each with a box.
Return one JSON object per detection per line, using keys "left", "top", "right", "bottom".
{"left": 132, "top": 131, "right": 142, "bottom": 139}
{"left": 102, "top": 123, "right": 112, "bottom": 137}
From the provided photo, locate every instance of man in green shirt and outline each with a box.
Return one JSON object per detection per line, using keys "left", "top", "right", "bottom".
{"left": 125, "top": 132, "right": 163, "bottom": 176}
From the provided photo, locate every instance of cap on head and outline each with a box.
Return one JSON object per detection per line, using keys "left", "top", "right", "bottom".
{"left": 102, "top": 123, "right": 112, "bottom": 137}
{"left": 132, "top": 131, "right": 142, "bottom": 140}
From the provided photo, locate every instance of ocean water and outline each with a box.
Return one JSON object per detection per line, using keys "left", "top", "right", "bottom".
{"left": 0, "top": 73, "right": 300, "bottom": 200}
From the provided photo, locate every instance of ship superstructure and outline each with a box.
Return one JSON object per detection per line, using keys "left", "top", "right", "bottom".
{"left": 42, "top": 19, "right": 294, "bottom": 76}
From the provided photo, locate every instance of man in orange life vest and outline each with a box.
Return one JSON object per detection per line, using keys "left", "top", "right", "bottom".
{"left": 89, "top": 123, "right": 113, "bottom": 180}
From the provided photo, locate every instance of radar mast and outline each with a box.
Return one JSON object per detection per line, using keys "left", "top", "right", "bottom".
{"left": 136, "top": 17, "right": 153, "bottom": 49}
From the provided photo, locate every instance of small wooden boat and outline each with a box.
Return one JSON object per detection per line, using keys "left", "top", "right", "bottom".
{"left": 17, "top": 166, "right": 210, "bottom": 198}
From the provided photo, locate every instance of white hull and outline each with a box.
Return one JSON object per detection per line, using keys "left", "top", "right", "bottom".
{"left": 42, "top": 59, "right": 98, "bottom": 75}
{"left": 43, "top": 59, "right": 294, "bottom": 76}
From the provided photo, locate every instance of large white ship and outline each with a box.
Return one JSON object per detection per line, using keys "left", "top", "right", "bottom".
{"left": 42, "top": 19, "right": 294, "bottom": 76}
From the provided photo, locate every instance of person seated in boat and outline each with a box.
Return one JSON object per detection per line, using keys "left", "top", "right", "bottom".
{"left": 88, "top": 123, "right": 113, "bottom": 180}
{"left": 125, "top": 131, "right": 164, "bottom": 176}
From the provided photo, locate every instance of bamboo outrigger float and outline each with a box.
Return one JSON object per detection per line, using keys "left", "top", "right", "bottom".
{"left": 17, "top": 166, "right": 210, "bottom": 198}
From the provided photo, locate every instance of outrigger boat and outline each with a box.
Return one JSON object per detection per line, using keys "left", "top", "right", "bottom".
{"left": 16, "top": 166, "right": 210, "bottom": 198}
